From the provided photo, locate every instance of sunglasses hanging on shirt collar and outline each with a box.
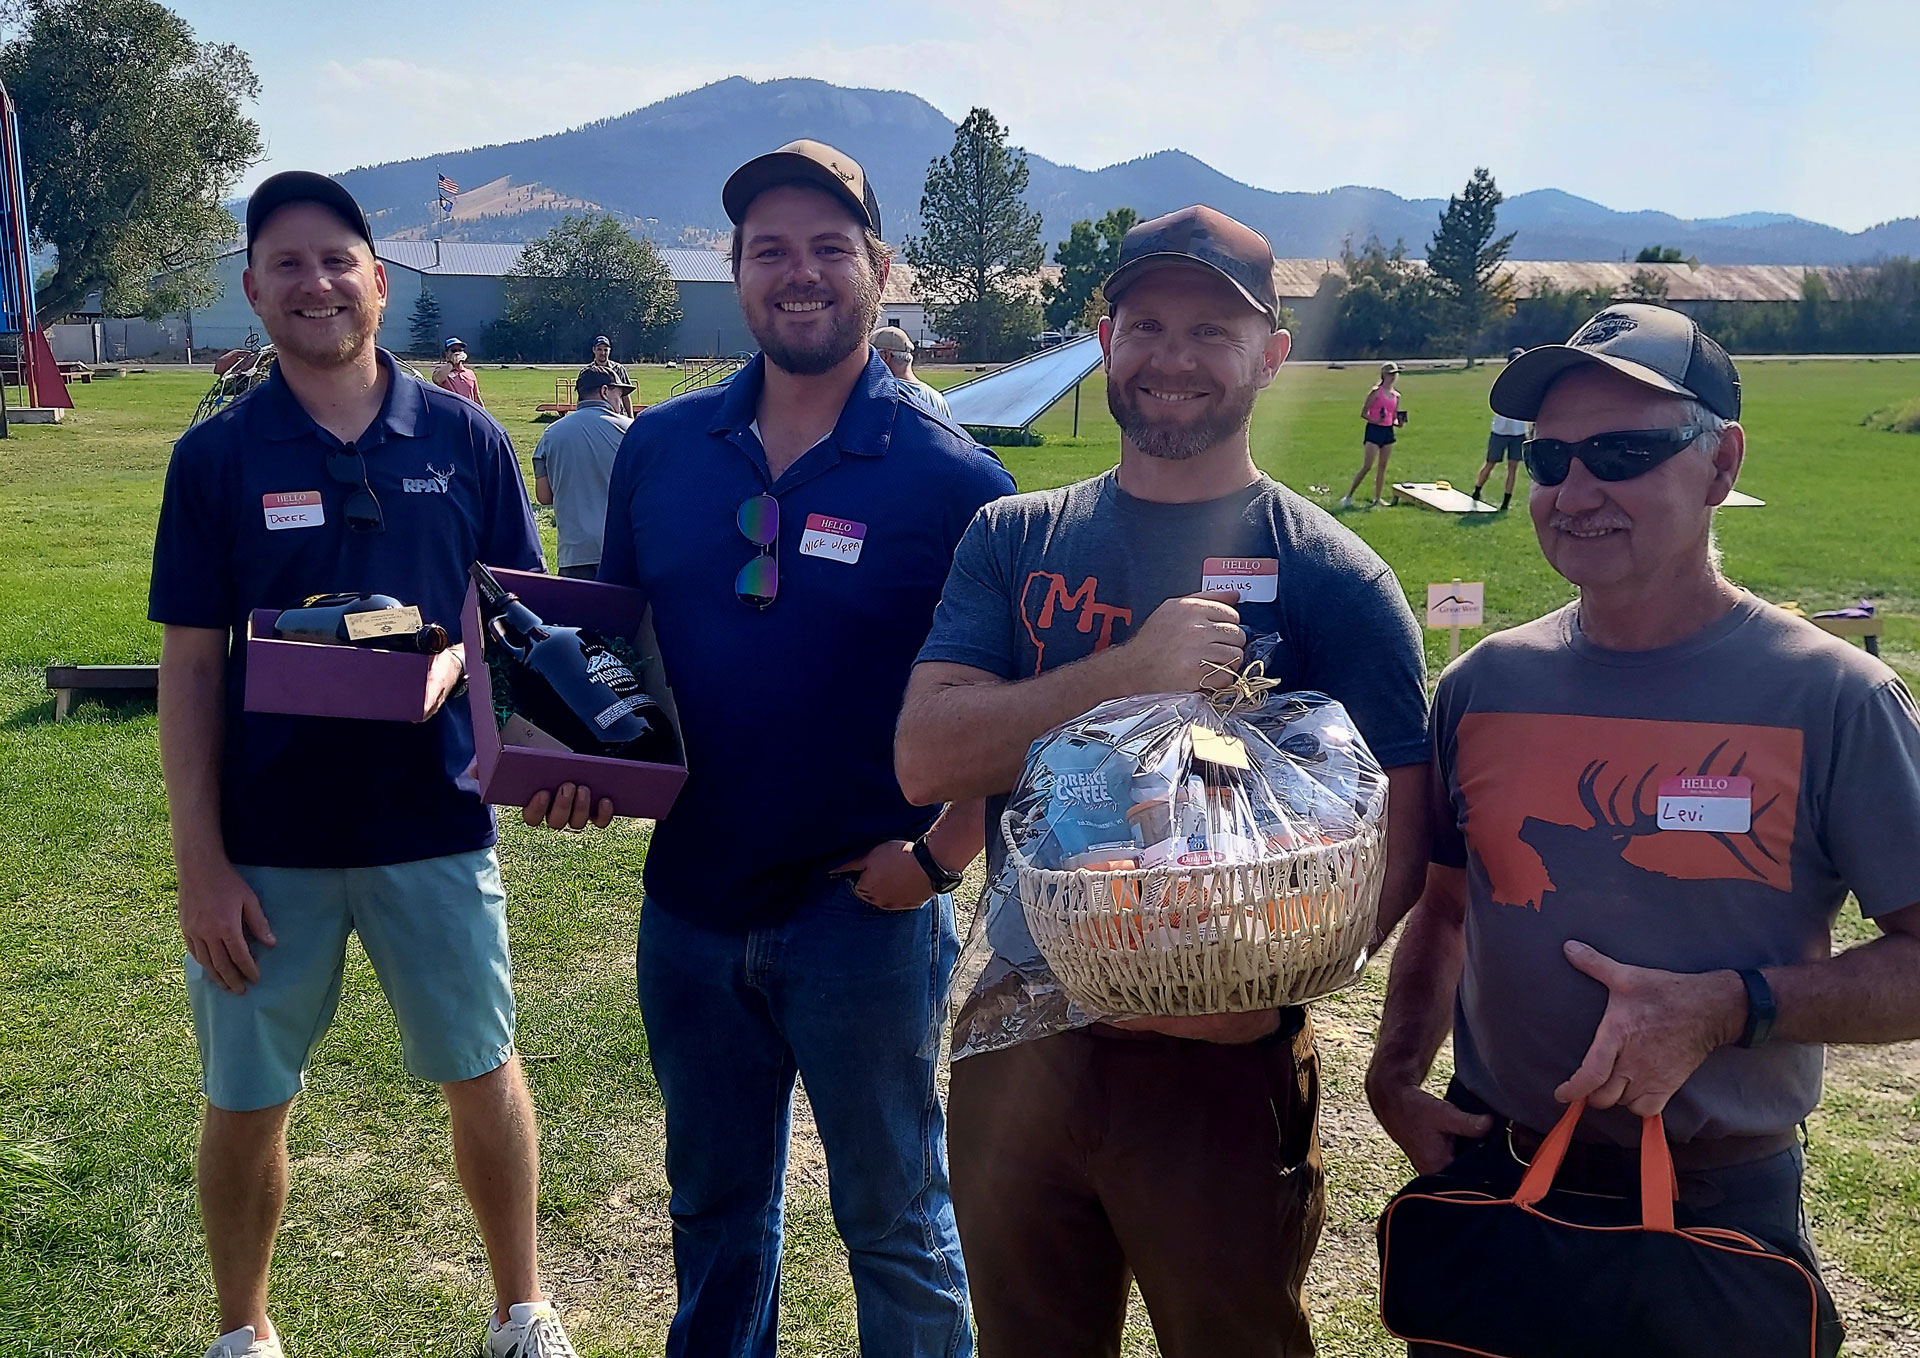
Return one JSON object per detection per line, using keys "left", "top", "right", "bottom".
{"left": 325, "top": 440, "right": 384, "bottom": 533}
{"left": 736, "top": 493, "right": 778, "bottom": 608}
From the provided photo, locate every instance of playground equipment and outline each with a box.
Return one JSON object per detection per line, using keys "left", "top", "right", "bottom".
{"left": 0, "top": 77, "right": 72, "bottom": 428}
{"left": 943, "top": 334, "right": 1102, "bottom": 436}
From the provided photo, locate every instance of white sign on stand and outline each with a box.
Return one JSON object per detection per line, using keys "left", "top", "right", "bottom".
{"left": 1426, "top": 581, "right": 1486, "bottom": 660}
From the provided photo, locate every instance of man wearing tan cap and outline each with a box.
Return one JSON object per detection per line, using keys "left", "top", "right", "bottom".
{"left": 873, "top": 325, "right": 952, "bottom": 420}
{"left": 898, "top": 205, "right": 1432, "bottom": 1356}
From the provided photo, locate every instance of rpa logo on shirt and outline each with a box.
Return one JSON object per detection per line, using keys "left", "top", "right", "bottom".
{"left": 403, "top": 462, "right": 454, "bottom": 494}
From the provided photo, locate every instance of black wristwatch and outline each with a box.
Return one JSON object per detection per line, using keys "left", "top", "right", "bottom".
{"left": 1737, "top": 968, "right": 1776, "bottom": 1049}
{"left": 911, "top": 836, "right": 964, "bottom": 894}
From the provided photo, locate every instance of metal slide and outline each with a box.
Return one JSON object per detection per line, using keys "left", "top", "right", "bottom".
{"left": 943, "top": 334, "right": 1103, "bottom": 433}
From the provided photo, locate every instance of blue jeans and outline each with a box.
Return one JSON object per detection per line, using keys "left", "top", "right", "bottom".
{"left": 636, "top": 879, "right": 970, "bottom": 1358}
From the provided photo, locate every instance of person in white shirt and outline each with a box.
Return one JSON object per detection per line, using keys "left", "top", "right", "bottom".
{"left": 872, "top": 326, "right": 953, "bottom": 420}
{"left": 1474, "top": 347, "right": 1532, "bottom": 509}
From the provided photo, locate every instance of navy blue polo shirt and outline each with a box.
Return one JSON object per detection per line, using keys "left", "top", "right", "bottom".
{"left": 148, "top": 351, "right": 543, "bottom": 869}
{"left": 600, "top": 350, "right": 1014, "bottom": 924}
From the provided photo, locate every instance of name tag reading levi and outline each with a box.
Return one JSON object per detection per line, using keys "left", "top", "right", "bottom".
{"left": 799, "top": 513, "right": 867, "bottom": 564}
{"left": 263, "top": 491, "right": 324, "bottom": 531}
{"left": 1201, "top": 557, "right": 1278, "bottom": 603}
{"left": 1657, "top": 775, "right": 1753, "bottom": 833}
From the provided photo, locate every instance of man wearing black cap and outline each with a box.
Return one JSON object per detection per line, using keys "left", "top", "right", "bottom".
{"left": 895, "top": 205, "right": 1433, "bottom": 1355}
{"left": 524, "top": 140, "right": 1013, "bottom": 1356}
{"left": 585, "top": 335, "right": 633, "bottom": 415}
{"left": 149, "top": 171, "right": 570, "bottom": 1358}
{"left": 1369, "top": 304, "right": 1920, "bottom": 1341}
{"left": 532, "top": 368, "right": 634, "bottom": 579}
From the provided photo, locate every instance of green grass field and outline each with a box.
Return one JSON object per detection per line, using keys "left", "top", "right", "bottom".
{"left": 3, "top": 358, "right": 1918, "bottom": 1356}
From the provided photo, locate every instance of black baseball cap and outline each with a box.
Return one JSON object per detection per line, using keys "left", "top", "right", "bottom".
{"left": 576, "top": 367, "right": 633, "bottom": 397}
{"left": 1103, "top": 205, "right": 1282, "bottom": 329}
{"left": 1491, "top": 303, "right": 1741, "bottom": 421}
{"left": 722, "top": 139, "right": 881, "bottom": 233}
{"left": 246, "top": 170, "right": 374, "bottom": 259}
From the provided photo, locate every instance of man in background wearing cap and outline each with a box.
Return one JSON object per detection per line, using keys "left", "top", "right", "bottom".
{"left": 872, "top": 325, "right": 951, "bottom": 420}
{"left": 585, "top": 335, "right": 634, "bottom": 415}
{"left": 896, "top": 205, "right": 1432, "bottom": 1355}
{"left": 149, "top": 171, "right": 572, "bottom": 1358}
{"left": 523, "top": 140, "right": 1013, "bottom": 1356}
{"left": 1369, "top": 304, "right": 1920, "bottom": 1333}
{"left": 532, "top": 368, "right": 635, "bottom": 579}
{"left": 1470, "top": 346, "right": 1531, "bottom": 509}
{"left": 433, "top": 336, "right": 485, "bottom": 408}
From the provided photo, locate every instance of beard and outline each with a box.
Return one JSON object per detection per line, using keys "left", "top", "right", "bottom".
{"left": 745, "top": 266, "right": 881, "bottom": 377}
{"left": 265, "top": 292, "right": 385, "bottom": 369}
{"left": 1108, "top": 370, "right": 1264, "bottom": 460}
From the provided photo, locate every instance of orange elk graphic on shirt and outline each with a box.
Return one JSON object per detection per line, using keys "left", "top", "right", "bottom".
{"left": 1453, "top": 713, "right": 1801, "bottom": 909}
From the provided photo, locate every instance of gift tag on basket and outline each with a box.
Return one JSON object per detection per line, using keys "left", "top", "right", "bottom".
{"left": 1189, "top": 725, "right": 1250, "bottom": 770}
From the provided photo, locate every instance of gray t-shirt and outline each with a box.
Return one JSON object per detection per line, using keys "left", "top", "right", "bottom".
{"left": 532, "top": 401, "right": 631, "bottom": 567}
{"left": 918, "top": 468, "right": 1431, "bottom": 882}
{"left": 1432, "top": 594, "right": 1920, "bottom": 1144}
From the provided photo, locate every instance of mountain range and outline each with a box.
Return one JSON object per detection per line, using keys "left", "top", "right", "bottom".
{"left": 328, "top": 77, "right": 1920, "bottom": 266}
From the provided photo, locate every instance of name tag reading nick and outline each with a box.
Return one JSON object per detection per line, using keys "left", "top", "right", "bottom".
{"left": 263, "top": 491, "right": 324, "bottom": 531}
{"left": 799, "top": 513, "right": 867, "bottom": 564}
{"left": 1657, "top": 775, "right": 1753, "bottom": 833}
{"left": 1201, "top": 557, "right": 1279, "bottom": 603}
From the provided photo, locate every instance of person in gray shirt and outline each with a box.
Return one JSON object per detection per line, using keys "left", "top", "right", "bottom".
{"left": 872, "top": 325, "right": 952, "bottom": 421}
{"left": 533, "top": 368, "right": 633, "bottom": 579}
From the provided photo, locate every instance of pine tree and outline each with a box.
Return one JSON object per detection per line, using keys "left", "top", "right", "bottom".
{"left": 407, "top": 286, "right": 444, "bottom": 358}
{"left": 904, "top": 108, "right": 1045, "bottom": 362}
{"left": 1427, "top": 167, "right": 1517, "bottom": 365}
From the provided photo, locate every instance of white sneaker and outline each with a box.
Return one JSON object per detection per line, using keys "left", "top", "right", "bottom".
{"left": 205, "top": 1324, "right": 283, "bottom": 1358}
{"left": 1339, "top": 494, "right": 1354, "bottom": 508}
{"left": 488, "top": 1302, "right": 579, "bottom": 1358}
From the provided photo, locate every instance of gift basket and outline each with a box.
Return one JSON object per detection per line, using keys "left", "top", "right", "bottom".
{"left": 969, "top": 662, "right": 1387, "bottom": 1042}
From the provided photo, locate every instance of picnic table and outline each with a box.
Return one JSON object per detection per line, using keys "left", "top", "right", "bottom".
{"left": 1810, "top": 615, "right": 1884, "bottom": 657}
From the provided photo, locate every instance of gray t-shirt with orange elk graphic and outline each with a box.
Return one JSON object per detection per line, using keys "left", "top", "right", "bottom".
{"left": 1432, "top": 594, "right": 1920, "bottom": 1145}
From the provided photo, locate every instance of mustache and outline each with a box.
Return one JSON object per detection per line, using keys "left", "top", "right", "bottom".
{"left": 1549, "top": 512, "right": 1634, "bottom": 532}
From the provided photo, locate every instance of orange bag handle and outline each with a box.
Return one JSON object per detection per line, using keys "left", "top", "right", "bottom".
{"left": 1510, "top": 1098, "right": 1677, "bottom": 1233}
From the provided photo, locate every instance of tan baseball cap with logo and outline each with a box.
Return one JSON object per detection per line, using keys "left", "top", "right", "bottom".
{"left": 722, "top": 139, "right": 882, "bottom": 233}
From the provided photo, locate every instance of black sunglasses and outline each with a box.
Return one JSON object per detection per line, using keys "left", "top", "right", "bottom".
{"left": 736, "top": 493, "right": 778, "bottom": 609}
{"left": 1523, "top": 425, "right": 1702, "bottom": 487}
{"left": 324, "top": 440, "right": 384, "bottom": 533}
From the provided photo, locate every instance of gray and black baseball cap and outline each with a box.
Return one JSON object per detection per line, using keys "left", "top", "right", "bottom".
{"left": 1490, "top": 303, "right": 1741, "bottom": 421}
{"left": 576, "top": 367, "right": 633, "bottom": 396}
{"left": 722, "top": 139, "right": 881, "bottom": 233}
{"left": 1103, "top": 205, "right": 1282, "bottom": 329}
{"left": 246, "top": 170, "right": 374, "bottom": 260}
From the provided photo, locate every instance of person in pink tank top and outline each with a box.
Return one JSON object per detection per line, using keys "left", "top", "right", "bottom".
{"left": 432, "top": 337, "right": 485, "bottom": 408}
{"left": 1343, "top": 360, "right": 1402, "bottom": 508}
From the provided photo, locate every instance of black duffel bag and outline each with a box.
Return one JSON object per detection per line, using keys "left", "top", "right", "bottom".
{"left": 1376, "top": 1098, "right": 1841, "bottom": 1357}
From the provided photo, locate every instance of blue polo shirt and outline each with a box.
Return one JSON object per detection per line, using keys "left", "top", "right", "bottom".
{"left": 600, "top": 350, "right": 1014, "bottom": 925}
{"left": 148, "top": 351, "right": 543, "bottom": 869}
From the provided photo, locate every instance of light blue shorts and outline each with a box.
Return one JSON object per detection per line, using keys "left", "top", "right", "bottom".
{"left": 186, "top": 847, "right": 516, "bottom": 1112}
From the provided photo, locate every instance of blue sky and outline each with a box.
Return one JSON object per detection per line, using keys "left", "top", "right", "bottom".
{"left": 175, "top": 0, "right": 1916, "bottom": 232}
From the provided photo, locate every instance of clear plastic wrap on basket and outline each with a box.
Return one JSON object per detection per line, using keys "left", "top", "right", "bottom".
{"left": 952, "top": 660, "right": 1389, "bottom": 1060}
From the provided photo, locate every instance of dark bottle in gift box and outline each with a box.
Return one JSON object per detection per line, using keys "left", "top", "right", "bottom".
{"left": 470, "top": 563, "right": 684, "bottom": 766}
{"left": 273, "top": 593, "right": 451, "bottom": 653}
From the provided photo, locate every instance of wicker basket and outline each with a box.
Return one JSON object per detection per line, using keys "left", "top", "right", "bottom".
{"left": 1008, "top": 817, "right": 1386, "bottom": 1017}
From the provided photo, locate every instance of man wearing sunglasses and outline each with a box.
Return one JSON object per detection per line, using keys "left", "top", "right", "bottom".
{"left": 894, "top": 206, "right": 1433, "bottom": 1356}
{"left": 524, "top": 141, "right": 1013, "bottom": 1356}
{"left": 1369, "top": 304, "right": 1920, "bottom": 1318}
{"left": 149, "top": 172, "right": 569, "bottom": 1358}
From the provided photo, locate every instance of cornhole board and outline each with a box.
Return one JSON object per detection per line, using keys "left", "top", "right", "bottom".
{"left": 1723, "top": 490, "right": 1765, "bottom": 507}
{"left": 1392, "top": 482, "right": 1497, "bottom": 514}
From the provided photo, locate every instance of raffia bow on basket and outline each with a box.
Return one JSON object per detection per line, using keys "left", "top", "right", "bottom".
{"left": 1002, "top": 663, "right": 1388, "bottom": 1018}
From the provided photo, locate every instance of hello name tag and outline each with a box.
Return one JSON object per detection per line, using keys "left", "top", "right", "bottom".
{"left": 263, "top": 491, "right": 324, "bottom": 531}
{"left": 1657, "top": 775, "right": 1753, "bottom": 833}
{"left": 799, "top": 513, "right": 867, "bottom": 564}
{"left": 1201, "top": 557, "right": 1279, "bottom": 603}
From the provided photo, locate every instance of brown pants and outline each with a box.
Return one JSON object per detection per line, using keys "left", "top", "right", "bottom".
{"left": 949, "top": 1010, "right": 1325, "bottom": 1358}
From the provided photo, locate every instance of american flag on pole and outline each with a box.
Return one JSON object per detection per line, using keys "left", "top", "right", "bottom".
{"left": 437, "top": 173, "right": 459, "bottom": 215}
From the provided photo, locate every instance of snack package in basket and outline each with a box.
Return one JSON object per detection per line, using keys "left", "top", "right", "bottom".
{"left": 952, "top": 661, "right": 1389, "bottom": 1060}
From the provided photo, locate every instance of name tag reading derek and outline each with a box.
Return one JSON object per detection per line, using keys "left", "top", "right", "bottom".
{"left": 799, "top": 513, "right": 867, "bottom": 564}
{"left": 263, "top": 491, "right": 324, "bottom": 531}
{"left": 1657, "top": 775, "right": 1753, "bottom": 833}
{"left": 1201, "top": 557, "right": 1278, "bottom": 603}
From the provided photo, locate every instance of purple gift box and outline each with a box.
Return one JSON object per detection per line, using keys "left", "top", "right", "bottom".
{"left": 463, "top": 566, "right": 688, "bottom": 821}
{"left": 244, "top": 609, "right": 438, "bottom": 722}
